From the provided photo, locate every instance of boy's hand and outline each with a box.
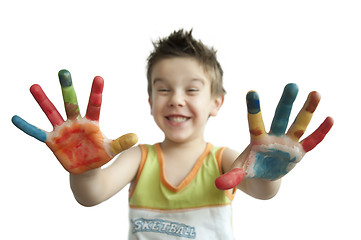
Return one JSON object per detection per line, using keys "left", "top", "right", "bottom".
{"left": 215, "top": 84, "right": 333, "bottom": 190}
{"left": 12, "top": 70, "right": 138, "bottom": 174}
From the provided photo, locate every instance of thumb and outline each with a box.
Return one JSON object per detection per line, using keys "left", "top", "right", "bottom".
{"left": 215, "top": 145, "right": 251, "bottom": 190}
{"left": 215, "top": 168, "right": 245, "bottom": 190}
{"left": 109, "top": 133, "right": 138, "bottom": 156}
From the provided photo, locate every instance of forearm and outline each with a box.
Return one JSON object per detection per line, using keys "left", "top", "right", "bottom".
{"left": 224, "top": 146, "right": 282, "bottom": 200}
{"left": 70, "top": 168, "right": 108, "bottom": 207}
{"left": 69, "top": 147, "right": 141, "bottom": 207}
{"left": 238, "top": 178, "right": 281, "bottom": 200}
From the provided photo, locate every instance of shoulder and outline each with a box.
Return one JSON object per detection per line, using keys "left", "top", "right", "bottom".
{"left": 106, "top": 145, "right": 144, "bottom": 178}
{"left": 216, "top": 147, "right": 240, "bottom": 174}
{"left": 95, "top": 145, "right": 145, "bottom": 197}
{"left": 115, "top": 144, "right": 159, "bottom": 170}
{"left": 119, "top": 144, "right": 143, "bottom": 159}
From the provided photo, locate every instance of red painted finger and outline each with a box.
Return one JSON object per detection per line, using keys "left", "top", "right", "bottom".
{"left": 301, "top": 117, "right": 334, "bottom": 152}
{"left": 85, "top": 76, "right": 104, "bottom": 121}
{"left": 30, "top": 84, "right": 65, "bottom": 127}
{"left": 215, "top": 168, "right": 245, "bottom": 190}
{"left": 287, "top": 91, "right": 321, "bottom": 140}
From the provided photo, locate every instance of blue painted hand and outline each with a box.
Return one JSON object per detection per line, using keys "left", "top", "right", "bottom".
{"left": 245, "top": 136, "right": 304, "bottom": 180}
{"left": 215, "top": 84, "right": 333, "bottom": 190}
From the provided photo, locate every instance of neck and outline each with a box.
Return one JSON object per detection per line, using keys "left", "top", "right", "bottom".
{"left": 161, "top": 137, "right": 207, "bottom": 151}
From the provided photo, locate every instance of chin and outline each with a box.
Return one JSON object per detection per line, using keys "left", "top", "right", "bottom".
{"left": 163, "top": 131, "right": 193, "bottom": 143}
{"left": 165, "top": 136, "right": 190, "bottom": 144}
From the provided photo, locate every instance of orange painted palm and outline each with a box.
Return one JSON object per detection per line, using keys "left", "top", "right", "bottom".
{"left": 12, "top": 70, "right": 137, "bottom": 174}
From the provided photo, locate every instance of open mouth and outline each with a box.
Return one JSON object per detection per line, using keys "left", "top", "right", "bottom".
{"left": 166, "top": 116, "right": 191, "bottom": 123}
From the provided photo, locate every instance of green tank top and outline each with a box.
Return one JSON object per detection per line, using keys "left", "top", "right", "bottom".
{"left": 129, "top": 143, "right": 235, "bottom": 210}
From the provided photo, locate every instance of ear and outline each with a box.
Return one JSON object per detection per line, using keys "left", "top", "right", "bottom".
{"left": 210, "top": 95, "right": 224, "bottom": 117}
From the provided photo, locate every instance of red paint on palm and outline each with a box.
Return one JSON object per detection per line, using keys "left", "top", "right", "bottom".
{"left": 46, "top": 121, "right": 111, "bottom": 174}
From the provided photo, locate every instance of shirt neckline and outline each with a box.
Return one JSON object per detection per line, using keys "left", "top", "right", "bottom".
{"left": 155, "top": 142, "right": 212, "bottom": 192}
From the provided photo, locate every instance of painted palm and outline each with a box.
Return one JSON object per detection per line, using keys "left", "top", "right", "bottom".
{"left": 12, "top": 70, "right": 138, "bottom": 174}
{"left": 216, "top": 84, "right": 333, "bottom": 190}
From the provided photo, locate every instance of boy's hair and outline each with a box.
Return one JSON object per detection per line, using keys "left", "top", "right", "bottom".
{"left": 146, "top": 29, "right": 225, "bottom": 97}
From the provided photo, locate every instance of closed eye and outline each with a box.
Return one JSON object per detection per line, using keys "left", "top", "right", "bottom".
{"left": 187, "top": 88, "right": 199, "bottom": 92}
{"left": 158, "top": 88, "right": 170, "bottom": 92}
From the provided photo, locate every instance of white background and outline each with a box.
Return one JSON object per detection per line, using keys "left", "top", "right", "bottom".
{"left": 1, "top": 0, "right": 360, "bottom": 239}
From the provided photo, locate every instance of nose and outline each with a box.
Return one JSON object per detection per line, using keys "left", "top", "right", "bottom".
{"left": 169, "top": 91, "right": 185, "bottom": 107}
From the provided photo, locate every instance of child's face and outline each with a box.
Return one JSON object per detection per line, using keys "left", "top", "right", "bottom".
{"left": 149, "top": 57, "right": 224, "bottom": 144}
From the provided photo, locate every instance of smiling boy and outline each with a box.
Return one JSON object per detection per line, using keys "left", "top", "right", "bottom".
{"left": 70, "top": 30, "right": 283, "bottom": 239}
{"left": 12, "top": 29, "right": 333, "bottom": 240}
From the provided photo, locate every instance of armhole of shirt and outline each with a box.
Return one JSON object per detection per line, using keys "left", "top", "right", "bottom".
{"left": 216, "top": 147, "right": 237, "bottom": 201}
{"left": 129, "top": 144, "right": 148, "bottom": 199}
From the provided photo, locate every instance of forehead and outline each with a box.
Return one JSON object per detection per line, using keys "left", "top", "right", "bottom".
{"left": 151, "top": 57, "right": 209, "bottom": 82}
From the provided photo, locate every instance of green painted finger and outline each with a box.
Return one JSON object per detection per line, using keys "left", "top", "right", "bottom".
{"left": 58, "top": 69, "right": 80, "bottom": 120}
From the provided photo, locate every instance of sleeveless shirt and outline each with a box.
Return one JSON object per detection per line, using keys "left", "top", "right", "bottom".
{"left": 128, "top": 143, "right": 236, "bottom": 240}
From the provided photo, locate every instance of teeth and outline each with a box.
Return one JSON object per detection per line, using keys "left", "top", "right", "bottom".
{"left": 168, "top": 117, "right": 188, "bottom": 122}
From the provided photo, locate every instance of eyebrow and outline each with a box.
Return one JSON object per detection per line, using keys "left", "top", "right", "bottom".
{"left": 190, "top": 78, "right": 205, "bottom": 85}
{"left": 152, "top": 78, "right": 164, "bottom": 85}
{"left": 152, "top": 78, "right": 206, "bottom": 86}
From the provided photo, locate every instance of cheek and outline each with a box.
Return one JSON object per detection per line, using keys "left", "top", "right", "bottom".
{"left": 149, "top": 97, "right": 159, "bottom": 114}
{"left": 191, "top": 101, "right": 212, "bottom": 120}
{"left": 150, "top": 99, "right": 166, "bottom": 119}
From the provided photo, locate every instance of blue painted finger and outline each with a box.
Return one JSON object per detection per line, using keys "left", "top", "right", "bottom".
{"left": 270, "top": 83, "right": 298, "bottom": 136}
{"left": 247, "top": 91, "right": 267, "bottom": 138}
{"left": 246, "top": 91, "right": 261, "bottom": 114}
{"left": 12, "top": 115, "right": 47, "bottom": 142}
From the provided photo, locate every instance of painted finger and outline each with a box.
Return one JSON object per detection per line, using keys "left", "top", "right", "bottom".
{"left": 109, "top": 133, "right": 138, "bottom": 155}
{"left": 58, "top": 69, "right": 80, "bottom": 120}
{"left": 85, "top": 76, "right": 104, "bottom": 121}
{"left": 301, "top": 117, "right": 334, "bottom": 152}
{"left": 215, "top": 168, "right": 245, "bottom": 190}
{"left": 12, "top": 115, "right": 47, "bottom": 142}
{"left": 287, "top": 91, "right": 321, "bottom": 140}
{"left": 247, "top": 91, "right": 266, "bottom": 140}
{"left": 270, "top": 83, "right": 298, "bottom": 136}
{"left": 30, "top": 84, "right": 65, "bottom": 127}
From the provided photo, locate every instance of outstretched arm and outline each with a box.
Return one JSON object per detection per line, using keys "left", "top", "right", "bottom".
{"left": 12, "top": 70, "right": 140, "bottom": 205}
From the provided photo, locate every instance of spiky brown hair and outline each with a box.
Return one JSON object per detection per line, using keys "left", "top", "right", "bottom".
{"left": 146, "top": 29, "right": 225, "bottom": 97}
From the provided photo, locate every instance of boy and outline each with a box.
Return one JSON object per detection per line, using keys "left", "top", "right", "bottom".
{"left": 12, "top": 29, "right": 333, "bottom": 239}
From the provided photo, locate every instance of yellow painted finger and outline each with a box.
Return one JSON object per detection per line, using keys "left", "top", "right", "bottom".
{"left": 247, "top": 91, "right": 267, "bottom": 140}
{"left": 287, "top": 91, "right": 321, "bottom": 140}
{"left": 110, "top": 133, "right": 138, "bottom": 155}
